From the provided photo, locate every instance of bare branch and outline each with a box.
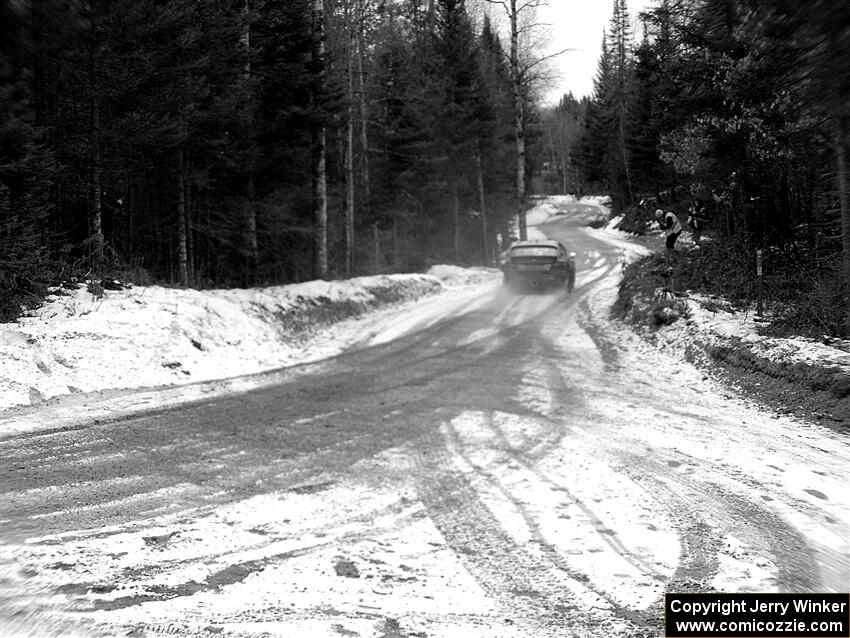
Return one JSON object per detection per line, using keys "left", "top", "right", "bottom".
{"left": 527, "top": 47, "right": 575, "bottom": 70}
{"left": 481, "top": 0, "right": 548, "bottom": 19}
{"left": 516, "top": 21, "right": 553, "bottom": 36}
{"left": 481, "top": 0, "right": 512, "bottom": 22}
{"left": 515, "top": 0, "right": 547, "bottom": 15}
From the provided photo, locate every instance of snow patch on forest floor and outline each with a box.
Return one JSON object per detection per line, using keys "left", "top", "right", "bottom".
{"left": 655, "top": 292, "right": 850, "bottom": 375}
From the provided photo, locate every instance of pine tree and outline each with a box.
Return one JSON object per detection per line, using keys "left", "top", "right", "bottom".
{"left": 0, "top": 1, "right": 55, "bottom": 320}
{"left": 476, "top": 15, "right": 515, "bottom": 260}
{"left": 576, "top": 34, "right": 613, "bottom": 190}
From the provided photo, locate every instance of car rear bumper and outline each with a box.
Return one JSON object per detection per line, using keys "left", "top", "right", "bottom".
{"left": 505, "top": 272, "right": 566, "bottom": 290}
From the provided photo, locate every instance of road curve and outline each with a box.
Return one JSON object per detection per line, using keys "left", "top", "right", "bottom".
{"left": 1, "top": 200, "right": 847, "bottom": 638}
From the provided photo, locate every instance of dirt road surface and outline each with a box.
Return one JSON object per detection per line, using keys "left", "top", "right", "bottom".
{"left": 2, "top": 201, "right": 847, "bottom": 638}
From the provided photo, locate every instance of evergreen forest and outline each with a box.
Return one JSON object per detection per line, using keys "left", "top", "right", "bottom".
{"left": 543, "top": 0, "right": 850, "bottom": 337}
{"left": 2, "top": 0, "right": 849, "bottom": 336}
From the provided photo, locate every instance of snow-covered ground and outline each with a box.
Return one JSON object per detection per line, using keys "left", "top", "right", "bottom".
{"left": 1, "top": 195, "right": 847, "bottom": 433}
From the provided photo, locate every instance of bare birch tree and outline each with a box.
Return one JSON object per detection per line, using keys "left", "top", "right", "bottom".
{"left": 481, "top": 0, "right": 567, "bottom": 240}
{"left": 312, "top": 0, "right": 329, "bottom": 280}
{"left": 241, "top": 0, "right": 259, "bottom": 285}
{"left": 86, "top": 1, "right": 104, "bottom": 265}
{"left": 176, "top": 149, "right": 189, "bottom": 287}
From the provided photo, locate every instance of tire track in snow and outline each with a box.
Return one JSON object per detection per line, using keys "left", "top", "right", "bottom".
{"left": 617, "top": 452, "right": 820, "bottom": 591}
{"left": 413, "top": 425, "right": 616, "bottom": 638}
{"left": 410, "top": 402, "right": 659, "bottom": 636}
{"left": 473, "top": 415, "right": 668, "bottom": 582}
{"left": 461, "top": 328, "right": 670, "bottom": 587}
{"left": 405, "top": 286, "right": 670, "bottom": 628}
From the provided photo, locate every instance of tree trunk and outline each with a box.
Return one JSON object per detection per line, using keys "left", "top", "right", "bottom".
{"left": 185, "top": 167, "right": 195, "bottom": 285}
{"left": 344, "top": 18, "right": 356, "bottom": 278}
{"left": 372, "top": 223, "right": 380, "bottom": 274}
{"left": 453, "top": 184, "right": 461, "bottom": 263}
{"left": 356, "top": 6, "right": 371, "bottom": 214}
{"left": 245, "top": 178, "right": 258, "bottom": 285}
{"left": 313, "top": 129, "right": 329, "bottom": 280}
{"left": 240, "top": 0, "right": 251, "bottom": 76}
{"left": 475, "top": 150, "right": 489, "bottom": 266}
{"left": 242, "top": 0, "right": 259, "bottom": 286}
{"left": 837, "top": 124, "right": 850, "bottom": 337}
{"left": 509, "top": 0, "right": 526, "bottom": 240}
{"left": 619, "top": 98, "right": 633, "bottom": 204}
{"left": 127, "top": 180, "right": 134, "bottom": 258}
{"left": 176, "top": 150, "right": 189, "bottom": 287}
{"left": 614, "top": 0, "right": 633, "bottom": 205}
{"left": 312, "top": 0, "right": 329, "bottom": 280}
{"left": 393, "top": 213, "right": 399, "bottom": 268}
{"left": 87, "top": 3, "right": 104, "bottom": 267}
{"left": 90, "top": 101, "right": 104, "bottom": 265}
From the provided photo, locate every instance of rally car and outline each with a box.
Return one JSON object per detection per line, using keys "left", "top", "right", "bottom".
{"left": 501, "top": 239, "right": 576, "bottom": 293}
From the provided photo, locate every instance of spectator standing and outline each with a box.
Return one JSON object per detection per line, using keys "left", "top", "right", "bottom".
{"left": 655, "top": 209, "right": 682, "bottom": 251}
{"left": 687, "top": 202, "right": 708, "bottom": 245}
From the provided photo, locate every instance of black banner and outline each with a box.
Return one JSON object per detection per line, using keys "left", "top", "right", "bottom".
{"left": 665, "top": 593, "right": 849, "bottom": 637}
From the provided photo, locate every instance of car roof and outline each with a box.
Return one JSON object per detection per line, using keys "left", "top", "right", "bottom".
{"left": 509, "top": 239, "right": 563, "bottom": 249}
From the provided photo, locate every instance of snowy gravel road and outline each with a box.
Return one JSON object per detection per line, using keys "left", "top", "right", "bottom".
{"left": 1, "top": 201, "right": 848, "bottom": 638}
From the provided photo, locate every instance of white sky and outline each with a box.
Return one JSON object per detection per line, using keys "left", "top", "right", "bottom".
{"left": 536, "top": 0, "right": 655, "bottom": 103}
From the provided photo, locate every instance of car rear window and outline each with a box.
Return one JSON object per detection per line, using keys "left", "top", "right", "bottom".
{"left": 510, "top": 246, "right": 558, "bottom": 258}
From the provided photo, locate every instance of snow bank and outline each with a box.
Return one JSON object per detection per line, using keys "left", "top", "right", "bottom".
{"left": 0, "top": 268, "right": 493, "bottom": 411}
{"left": 425, "top": 265, "right": 498, "bottom": 288}
{"left": 613, "top": 270, "right": 850, "bottom": 421}
{"left": 651, "top": 294, "right": 850, "bottom": 375}
{"left": 525, "top": 199, "right": 562, "bottom": 227}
